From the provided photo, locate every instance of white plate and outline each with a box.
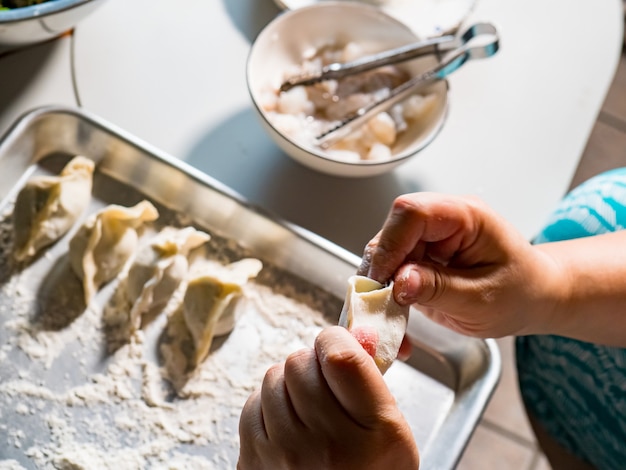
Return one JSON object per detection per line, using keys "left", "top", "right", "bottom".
{"left": 273, "top": 0, "right": 477, "bottom": 38}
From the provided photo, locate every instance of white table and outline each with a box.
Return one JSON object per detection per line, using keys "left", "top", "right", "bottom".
{"left": 0, "top": 0, "right": 622, "bottom": 256}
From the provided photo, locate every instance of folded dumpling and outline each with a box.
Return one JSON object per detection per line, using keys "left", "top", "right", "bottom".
{"left": 69, "top": 200, "right": 159, "bottom": 304}
{"left": 182, "top": 258, "right": 263, "bottom": 365}
{"left": 124, "top": 226, "right": 210, "bottom": 331}
{"left": 338, "top": 275, "right": 410, "bottom": 374}
{"left": 13, "top": 156, "right": 95, "bottom": 262}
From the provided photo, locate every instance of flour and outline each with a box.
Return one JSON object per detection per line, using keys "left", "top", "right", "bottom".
{"left": 0, "top": 460, "right": 27, "bottom": 470}
{"left": 14, "top": 404, "right": 30, "bottom": 416}
{"left": 0, "top": 203, "right": 342, "bottom": 469}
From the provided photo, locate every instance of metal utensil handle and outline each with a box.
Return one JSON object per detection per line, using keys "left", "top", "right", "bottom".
{"left": 280, "top": 35, "right": 456, "bottom": 92}
{"left": 316, "top": 23, "right": 500, "bottom": 149}
{"left": 280, "top": 22, "right": 495, "bottom": 91}
{"left": 330, "top": 21, "right": 499, "bottom": 79}
{"left": 321, "top": 34, "right": 456, "bottom": 80}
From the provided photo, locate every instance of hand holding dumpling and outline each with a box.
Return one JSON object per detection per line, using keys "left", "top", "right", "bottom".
{"left": 238, "top": 326, "right": 419, "bottom": 470}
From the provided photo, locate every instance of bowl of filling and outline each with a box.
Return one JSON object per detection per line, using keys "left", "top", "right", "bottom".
{"left": 0, "top": 0, "right": 107, "bottom": 46}
{"left": 246, "top": 1, "right": 449, "bottom": 177}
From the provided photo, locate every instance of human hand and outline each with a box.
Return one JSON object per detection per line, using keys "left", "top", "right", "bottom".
{"left": 358, "top": 193, "right": 562, "bottom": 338}
{"left": 238, "top": 326, "right": 419, "bottom": 470}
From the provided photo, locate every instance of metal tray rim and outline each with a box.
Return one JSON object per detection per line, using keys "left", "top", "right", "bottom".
{"left": 0, "top": 104, "right": 501, "bottom": 470}
{"left": 0, "top": 105, "right": 363, "bottom": 270}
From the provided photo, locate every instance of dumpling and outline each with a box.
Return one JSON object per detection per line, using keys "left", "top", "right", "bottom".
{"left": 182, "top": 258, "right": 263, "bottom": 365}
{"left": 338, "top": 275, "right": 409, "bottom": 374}
{"left": 69, "top": 200, "right": 159, "bottom": 304}
{"left": 13, "top": 155, "right": 95, "bottom": 262}
{"left": 124, "top": 226, "right": 210, "bottom": 331}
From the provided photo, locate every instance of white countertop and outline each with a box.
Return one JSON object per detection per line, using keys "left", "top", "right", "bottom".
{"left": 0, "top": 0, "right": 623, "bottom": 255}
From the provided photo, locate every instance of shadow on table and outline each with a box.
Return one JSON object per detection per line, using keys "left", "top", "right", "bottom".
{"left": 221, "top": 0, "right": 282, "bottom": 43}
{"left": 0, "top": 36, "right": 66, "bottom": 116}
{"left": 184, "top": 107, "right": 427, "bottom": 255}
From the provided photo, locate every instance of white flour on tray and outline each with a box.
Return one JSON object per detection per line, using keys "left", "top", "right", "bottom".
{"left": 0, "top": 204, "right": 338, "bottom": 469}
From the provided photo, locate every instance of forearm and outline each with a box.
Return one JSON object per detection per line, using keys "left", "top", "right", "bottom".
{"left": 533, "top": 230, "right": 626, "bottom": 346}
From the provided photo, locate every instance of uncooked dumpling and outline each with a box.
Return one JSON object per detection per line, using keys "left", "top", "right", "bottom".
{"left": 338, "top": 275, "right": 409, "bottom": 374}
{"left": 182, "top": 258, "right": 263, "bottom": 365}
{"left": 124, "top": 226, "right": 210, "bottom": 331}
{"left": 69, "top": 200, "right": 159, "bottom": 304}
{"left": 13, "top": 156, "right": 95, "bottom": 262}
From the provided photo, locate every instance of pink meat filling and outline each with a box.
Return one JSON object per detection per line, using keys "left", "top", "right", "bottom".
{"left": 350, "top": 326, "right": 379, "bottom": 359}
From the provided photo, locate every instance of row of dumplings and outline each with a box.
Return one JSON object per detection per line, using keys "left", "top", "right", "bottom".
{"left": 12, "top": 156, "right": 262, "bottom": 365}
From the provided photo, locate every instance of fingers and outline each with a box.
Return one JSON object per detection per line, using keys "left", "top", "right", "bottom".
{"left": 394, "top": 261, "right": 439, "bottom": 306}
{"left": 315, "top": 326, "right": 396, "bottom": 429}
{"left": 393, "top": 260, "right": 513, "bottom": 337}
{"left": 239, "top": 333, "right": 387, "bottom": 469}
{"left": 360, "top": 193, "right": 479, "bottom": 283}
{"left": 283, "top": 348, "right": 352, "bottom": 434}
{"left": 239, "top": 389, "right": 267, "bottom": 443}
{"left": 259, "top": 362, "right": 300, "bottom": 444}
{"left": 357, "top": 229, "right": 381, "bottom": 276}
{"left": 239, "top": 389, "right": 269, "bottom": 469}
{"left": 239, "top": 327, "right": 421, "bottom": 470}
{"left": 394, "top": 259, "right": 486, "bottom": 309}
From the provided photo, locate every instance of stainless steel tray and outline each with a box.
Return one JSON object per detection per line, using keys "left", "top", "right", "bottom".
{"left": 0, "top": 106, "right": 500, "bottom": 469}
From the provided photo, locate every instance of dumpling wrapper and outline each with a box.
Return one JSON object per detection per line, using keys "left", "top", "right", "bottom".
{"left": 125, "top": 226, "right": 210, "bottom": 330}
{"left": 338, "top": 275, "right": 410, "bottom": 374}
{"left": 13, "top": 155, "right": 95, "bottom": 262}
{"left": 69, "top": 200, "right": 159, "bottom": 304}
{"left": 182, "top": 258, "right": 263, "bottom": 365}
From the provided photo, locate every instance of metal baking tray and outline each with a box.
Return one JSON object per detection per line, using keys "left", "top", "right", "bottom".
{"left": 0, "top": 106, "right": 500, "bottom": 469}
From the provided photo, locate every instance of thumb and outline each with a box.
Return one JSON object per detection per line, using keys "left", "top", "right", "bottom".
{"left": 315, "top": 326, "right": 396, "bottom": 428}
{"left": 394, "top": 261, "right": 481, "bottom": 309}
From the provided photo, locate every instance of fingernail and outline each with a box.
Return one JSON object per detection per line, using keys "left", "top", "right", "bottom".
{"left": 395, "top": 265, "right": 417, "bottom": 305}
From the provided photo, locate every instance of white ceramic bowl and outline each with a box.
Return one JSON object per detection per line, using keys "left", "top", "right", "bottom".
{"left": 0, "top": 0, "right": 107, "bottom": 46}
{"left": 246, "top": 2, "right": 449, "bottom": 178}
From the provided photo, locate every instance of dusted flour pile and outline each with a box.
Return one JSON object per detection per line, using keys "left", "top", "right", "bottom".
{"left": 0, "top": 201, "right": 342, "bottom": 469}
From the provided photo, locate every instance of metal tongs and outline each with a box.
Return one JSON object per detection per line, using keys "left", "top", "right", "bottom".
{"left": 279, "top": 22, "right": 500, "bottom": 149}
